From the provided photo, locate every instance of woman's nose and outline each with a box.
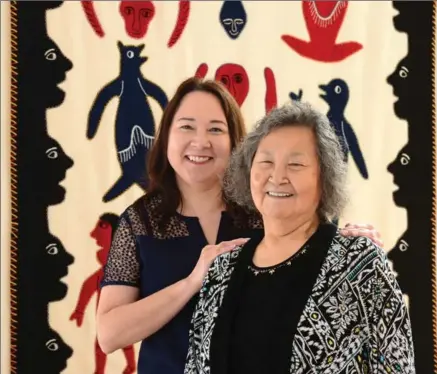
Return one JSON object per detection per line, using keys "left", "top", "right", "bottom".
{"left": 270, "top": 165, "right": 288, "bottom": 184}
{"left": 191, "top": 131, "right": 211, "bottom": 148}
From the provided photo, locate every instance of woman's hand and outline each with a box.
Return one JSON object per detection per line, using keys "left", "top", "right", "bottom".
{"left": 340, "top": 223, "right": 383, "bottom": 248}
{"left": 187, "top": 238, "right": 250, "bottom": 290}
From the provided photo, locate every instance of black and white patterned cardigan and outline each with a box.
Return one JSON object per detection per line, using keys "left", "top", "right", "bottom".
{"left": 184, "top": 231, "right": 416, "bottom": 374}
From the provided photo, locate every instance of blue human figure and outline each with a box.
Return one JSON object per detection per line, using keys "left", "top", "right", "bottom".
{"left": 219, "top": 1, "right": 247, "bottom": 40}
{"left": 87, "top": 41, "right": 168, "bottom": 202}
{"left": 290, "top": 79, "right": 368, "bottom": 179}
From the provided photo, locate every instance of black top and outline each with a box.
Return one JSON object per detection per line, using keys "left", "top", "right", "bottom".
{"left": 100, "top": 194, "right": 263, "bottom": 374}
{"left": 227, "top": 224, "right": 333, "bottom": 374}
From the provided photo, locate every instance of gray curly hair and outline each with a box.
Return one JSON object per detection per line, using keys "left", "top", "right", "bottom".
{"left": 223, "top": 101, "right": 349, "bottom": 222}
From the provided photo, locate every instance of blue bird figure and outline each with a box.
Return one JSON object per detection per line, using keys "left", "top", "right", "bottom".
{"left": 87, "top": 41, "right": 168, "bottom": 202}
{"left": 319, "top": 78, "right": 369, "bottom": 179}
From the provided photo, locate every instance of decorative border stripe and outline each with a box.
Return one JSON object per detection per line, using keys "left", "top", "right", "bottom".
{"left": 9, "top": 1, "right": 18, "bottom": 373}
{"left": 431, "top": 2, "right": 437, "bottom": 372}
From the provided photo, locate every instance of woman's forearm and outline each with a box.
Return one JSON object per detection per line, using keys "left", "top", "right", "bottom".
{"left": 97, "top": 277, "right": 199, "bottom": 353}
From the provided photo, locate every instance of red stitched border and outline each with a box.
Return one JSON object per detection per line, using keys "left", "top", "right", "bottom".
{"left": 430, "top": 2, "right": 437, "bottom": 371}
{"left": 9, "top": 1, "right": 18, "bottom": 373}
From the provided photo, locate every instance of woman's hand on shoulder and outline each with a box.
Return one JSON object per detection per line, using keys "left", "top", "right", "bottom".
{"left": 187, "top": 238, "right": 250, "bottom": 291}
{"left": 339, "top": 223, "right": 384, "bottom": 248}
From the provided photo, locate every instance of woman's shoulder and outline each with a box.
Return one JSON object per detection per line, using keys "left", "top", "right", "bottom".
{"left": 117, "top": 193, "right": 161, "bottom": 236}
{"left": 227, "top": 205, "right": 264, "bottom": 231}
{"left": 120, "top": 193, "right": 190, "bottom": 240}
{"left": 331, "top": 232, "right": 388, "bottom": 269}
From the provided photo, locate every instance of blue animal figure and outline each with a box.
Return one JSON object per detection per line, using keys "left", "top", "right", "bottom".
{"left": 319, "top": 79, "right": 368, "bottom": 179}
{"left": 219, "top": 1, "right": 247, "bottom": 40}
{"left": 87, "top": 41, "right": 168, "bottom": 202}
{"left": 290, "top": 79, "right": 368, "bottom": 179}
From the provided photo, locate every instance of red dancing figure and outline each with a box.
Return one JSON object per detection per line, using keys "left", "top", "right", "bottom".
{"left": 70, "top": 213, "right": 136, "bottom": 374}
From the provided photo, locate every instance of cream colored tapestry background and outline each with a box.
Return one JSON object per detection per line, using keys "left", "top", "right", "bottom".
{"left": 48, "top": 3, "right": 405, "bottom": 373}
{"left": 1, "top": 1, "right": 434, "bottom": 373}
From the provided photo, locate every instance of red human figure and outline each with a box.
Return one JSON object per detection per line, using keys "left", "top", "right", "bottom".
{"left": 70, "top": 213, "right": 136, "bottom": 374}
{"left": 281, "top": 0, "right": 362, "bottom": 63}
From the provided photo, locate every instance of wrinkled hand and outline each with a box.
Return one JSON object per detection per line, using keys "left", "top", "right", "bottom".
{"left": 340, "top": 223, "right": 383, "bottom": 248}
{"left": 69, "top": 310, "right": 84, "bottom": 327}
{"left": 188, "top": 238, "right": 250, "bottom": 290}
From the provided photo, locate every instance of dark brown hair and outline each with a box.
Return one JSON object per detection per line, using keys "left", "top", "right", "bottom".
{"left": 145, "top": 76, "right": 247, "bottom": 228}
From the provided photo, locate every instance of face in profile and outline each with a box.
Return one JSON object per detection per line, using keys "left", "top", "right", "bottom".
{"left": 18, "top": 320, "right": 73, "bottom": 373}
{"left": 91, "top": 218, "right": 114, "bottom": 265}
{"left": 250, "top": 126, "right": 321, "bottom": 221}
{"left": 387, "top": 143, "right": 412, "bottom": 208}
{"left": 388, "top": 231, "right": 411, "bottom": 292}
{"left": 40, "top": 327, "right": 73, "bottom": 373}
{"left": 40, "top": 233, "right": 74, "bottom": 301}
{"left": 167, "top": 91, "right": 232, "bottom": 189}
{"left": 41, "top": 136, "right": 74, "bottom": 206}
{"left": 387, "top": 55, "right": 410, "bottom": 120}
{"left": 40, "top": 36, "right": 73, "bottom": 108}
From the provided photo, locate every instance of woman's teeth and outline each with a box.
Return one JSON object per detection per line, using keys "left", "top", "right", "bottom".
{"left": 267, "top": 191, "right": 292, "bottom": 197}
{"left": 187, "top": 156, "right": 211, "bottom": 163}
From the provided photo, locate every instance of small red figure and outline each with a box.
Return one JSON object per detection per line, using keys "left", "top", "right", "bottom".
{"left": 281, "top": 0, "right": 362, "bottom": 63}
{"left": 70, "top": 213, "right": 136, "bottom": 374}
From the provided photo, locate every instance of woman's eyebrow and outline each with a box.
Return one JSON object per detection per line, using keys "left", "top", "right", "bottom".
{"left": 176, "top": 117, "right": 195, "bottom": 122}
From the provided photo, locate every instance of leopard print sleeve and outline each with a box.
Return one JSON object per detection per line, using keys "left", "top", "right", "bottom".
{"left": 101, "top": 212, "right": 140, "bottom": 288}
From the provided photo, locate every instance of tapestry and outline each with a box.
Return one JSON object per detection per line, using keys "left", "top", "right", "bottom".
{"left": 5, "top": 1, "right": 436, "bottom": 373}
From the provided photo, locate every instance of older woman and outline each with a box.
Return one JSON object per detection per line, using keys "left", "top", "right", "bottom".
{"left": 184, "top": 101, "right": 415, "bottom": 374}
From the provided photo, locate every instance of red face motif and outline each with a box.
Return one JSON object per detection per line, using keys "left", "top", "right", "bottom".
{"left": 215, "top": 63, "right": 249, "bottom": 107}
{"left": 91, "top": 219, "right": 113, "bottom": 265}
{"left": 120, "top": 1, "right": 155, "bottom": 39}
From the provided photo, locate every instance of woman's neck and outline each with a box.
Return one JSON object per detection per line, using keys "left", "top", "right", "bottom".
{"left": 177, "top": 179, "right": 225, "bottom": 217}
{"left": 262, "top": 214, "right": 320, "bottom": 252}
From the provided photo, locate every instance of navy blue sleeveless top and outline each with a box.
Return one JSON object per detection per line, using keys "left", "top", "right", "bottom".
{"left": 101, "top": 194, "right": 263, "bottom": 374}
